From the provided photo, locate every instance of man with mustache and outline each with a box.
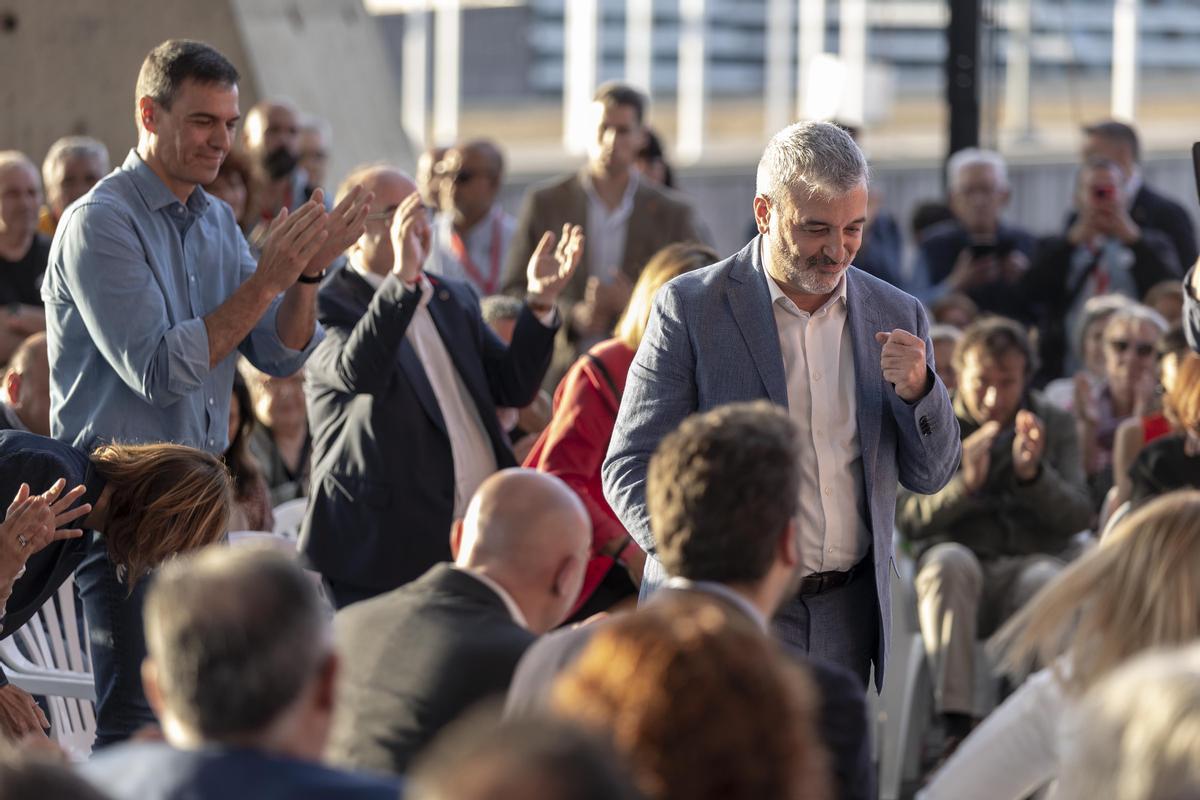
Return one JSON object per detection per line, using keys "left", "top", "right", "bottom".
{"left": 603, "top": 121, "right": 961, "bottom": 688}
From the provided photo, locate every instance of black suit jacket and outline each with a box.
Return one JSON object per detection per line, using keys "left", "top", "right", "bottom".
{"left": 81, "top": 741, "right": 400, "bottom": 800}
{"left": 504, "top": 586, "right": 875, "bottom": 800}
{"left": 1130, "top": 183, "right": 1196, "bottom": 272}
{"left": 328, "top": 563, "right": 537, "bottom": 775}
{"left": 301, "top": 270, "right": 557, "bottom": 592}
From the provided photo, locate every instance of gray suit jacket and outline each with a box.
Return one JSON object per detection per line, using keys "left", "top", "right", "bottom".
{"left": 601, "top": 238, "right": 961, "bottom": 683}
{"left": 501, "top": 171, "right": 708, "bottom": 304}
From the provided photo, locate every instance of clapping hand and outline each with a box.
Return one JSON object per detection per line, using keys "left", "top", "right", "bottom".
{"left": 876, "top": 329, "right": 931, "bottom": 402}
{"left": 302, "top": 185, "right": 374, "bottom": 277}
{"left": 390, "top": 193, "right": 432, "bottom": 285}
{"left": 962, "top": 421, "right": 1000, "bottom": 494}
{"left": 1012, "top": 410, "right": 1046, "bottom": 482}
{"left": 527, "top": 224, "right": 585, "bottom": 307}
{"left": 256, "top": 196, "right": 330, "bottom": 294}
{"left": 0, "top": 480, "right": 90, "bottom": 584}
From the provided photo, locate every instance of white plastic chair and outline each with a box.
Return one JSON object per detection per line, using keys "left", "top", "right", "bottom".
{"left": 0, "top": 574, "right": 96, "bottom": 759}
{"left": 271, "top": 498, "right": 308, "bottom": 542}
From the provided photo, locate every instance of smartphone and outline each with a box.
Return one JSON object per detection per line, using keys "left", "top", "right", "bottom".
{"left": 1092, "top": 185, "right": 1115, "bottom": 202}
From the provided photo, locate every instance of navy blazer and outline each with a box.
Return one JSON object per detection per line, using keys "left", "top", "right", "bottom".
{"left": 301, "top": 269, "right": 557, "bottom": 593}
{"left": 602, "top": 238, "right": 961, "bottom": 685}
{"left": 505, "top": 585, "right": 876, "bottom": 800}
{"left": 81, "top": 742, "right": 401, "bottom": 800}
{"left": 0, "top": 430, "right": 105, "bottom": 686}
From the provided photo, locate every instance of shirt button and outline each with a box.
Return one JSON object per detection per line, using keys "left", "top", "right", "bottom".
{"left": 208, "top": 438, "right": 215, "bottom": 447}
{"left": 189, "top": 275, "right": 196, "bottom": 283}
{"left": 208, "top": 397, "right": 215, "bottom": 406}
{"left": 813, "top": 371, "right": 823, "bottom": 381}
{"left": 823, "top": 486, "right": 832, "bottom": 497}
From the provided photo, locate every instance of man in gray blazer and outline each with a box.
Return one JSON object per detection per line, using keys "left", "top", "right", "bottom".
{"left": 603, "top": 121, "right": 961, "bottom": 688}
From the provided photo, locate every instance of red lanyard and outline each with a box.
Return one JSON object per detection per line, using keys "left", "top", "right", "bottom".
{"left": 449, "top": 213, "right": 502, "bottom": 295}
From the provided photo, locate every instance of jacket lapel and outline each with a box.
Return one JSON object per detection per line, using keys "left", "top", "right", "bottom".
{"left": 338, "top": 270, "right": 450, "bottom": 438}
{"left": 846, "top": 268, "right": 883, "bottom": 485}
{"left": 727, "top": 239, "right": 788, "bottom": 407}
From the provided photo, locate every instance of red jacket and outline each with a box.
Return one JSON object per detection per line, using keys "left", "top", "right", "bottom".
{"left": 524, "top": 339, "right": 635, "bottom": 613}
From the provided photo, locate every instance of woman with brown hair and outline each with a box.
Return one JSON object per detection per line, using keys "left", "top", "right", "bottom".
{"left": 0, "top": 429, "right": 232, "bottom": 741}
{"left": 551, "top": 597, "right": 829, "bottom": 800}
{"left": 525, "top": 241, "right": 717, "bottom": 620}
{"left": 920, "top": 490, "right": 1200, "bottom": 799}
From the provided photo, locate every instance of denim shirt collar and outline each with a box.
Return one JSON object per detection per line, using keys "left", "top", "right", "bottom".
{"left": 122, "top": 149, "right": 211, "bottom": 216}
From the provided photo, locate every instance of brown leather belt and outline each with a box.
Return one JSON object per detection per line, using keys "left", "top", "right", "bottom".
{"left": 798, "top": 559, "right": 865, "bottom": 596}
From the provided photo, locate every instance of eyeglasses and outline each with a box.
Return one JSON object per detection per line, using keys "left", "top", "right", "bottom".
{"left": 1106, "top": 339, "right": 1156, "bottom": 358}
{"left": 364, "top": 206, "right": 398, "bottom": 224}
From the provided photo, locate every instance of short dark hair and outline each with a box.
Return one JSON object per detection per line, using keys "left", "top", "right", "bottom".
{"left": 648, "top": 401, "right": 800, "bottom": 583}
{"left": 593, "top": 81, "right": 647, "bottom": 125}
{"left": 953, "top": 316, "right": 1038, "bottom": 378}
{"left": 136, "top": 39, "right": 239, "bottom": 111}
{"left": 144, "top": 547, "right": 327, "bottom": 740}
{"left": 1083, "top": 120, "right": 1141, "bottom": 163}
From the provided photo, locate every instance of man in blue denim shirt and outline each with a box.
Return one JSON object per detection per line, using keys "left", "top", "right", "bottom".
{"left": 39, "top": 39, "right": 369, "bottom": 746}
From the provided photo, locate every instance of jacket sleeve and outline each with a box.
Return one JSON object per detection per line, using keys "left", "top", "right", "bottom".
{"left": 305, "top": 276, "right": 420, "bottom": 396}
{"left": 479, "top": 300, "right": 559, "bottom": 408}
{"left": 530, "top": 357, "right": 628, "bottom": 554}
{"left": 889, "top": 297, "right": 962, "bottom": 494}
{"left": 602, "top": 283, "right": 698, "bottom": 556}
{"left": 1186, "top": 267, "right": 1200, "bottom": 353}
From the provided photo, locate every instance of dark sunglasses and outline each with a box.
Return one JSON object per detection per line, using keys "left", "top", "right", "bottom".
{"left": 1106, "top": 339, "right": 1155, "bottom": 357}
{"left": 452, "top": 170, "right": 478, "bottom": 185}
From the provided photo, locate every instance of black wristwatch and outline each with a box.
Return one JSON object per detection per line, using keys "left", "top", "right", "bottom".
{"left": 296, "top": 271, "right": 326, "bottom": 285}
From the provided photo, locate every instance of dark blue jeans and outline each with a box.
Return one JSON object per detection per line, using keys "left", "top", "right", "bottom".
{"left": 75, "top": 536, "right": 156, "bottom": 748}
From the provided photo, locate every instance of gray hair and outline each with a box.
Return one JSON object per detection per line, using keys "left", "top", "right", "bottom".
{"left": 946, "top": 148, "right": 1009, "bottom": 191}
{"left": 41, "top": 136, "right": 109, "bottom": 191}
{"left": 929, "top": 323, "right": 964, "bottom": 346}
{"left": 0, "top": 150, "right": 38, "bottom": 181}
{"left": 1105, "top": 304, "right": 1169, "bottom": 339}
{"left": 144, "top": 546, "right": 328, "bottom": 740}
{"left": 755, "top": 121, "right": 868, "bottom": 202}
{"left": 1058, "top": 643, "right": 1200, "bottom": 800}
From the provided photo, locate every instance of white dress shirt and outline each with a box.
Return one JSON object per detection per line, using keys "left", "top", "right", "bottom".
{"left": 426, "top": 205, "right": 517, "bottom": 297}
{"left": 763, "top": 256, "right": 871, "bottom": 574}
{"left": 350, "top": 261, "right": 498, "bottom": 518}
{"left": 582, "top": 171, "right": 638, "bottom": 283}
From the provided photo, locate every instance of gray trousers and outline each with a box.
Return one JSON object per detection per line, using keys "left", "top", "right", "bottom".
{"left": 914, "top": 543, "right": 1062, "bottom": 715}
{"left": 772, "top": 563, "right": 879, "bottom": 688}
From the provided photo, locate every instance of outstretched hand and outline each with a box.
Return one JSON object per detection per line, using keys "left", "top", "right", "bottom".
{"left": 390, "top": 193, "right": 432, "bottom": 285}
{"left": 303, "top": 186, "right": 374, "bottom": 277}
{"left": 526, "top": 224, "right": 585, "bottom": 307}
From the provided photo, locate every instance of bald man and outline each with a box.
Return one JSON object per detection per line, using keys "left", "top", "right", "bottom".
{"left": 327, "top": 468, "right": 591, "bottom": 776}
{"left": 425, "top": 140, "right": 517, "bottom": 297}
{"left": 300, "top": 165, "right": 583, "bottom": 610}
{"left": 241, "top": 99, "right": 328, "bottom": 239}
{"left": 0, "top": 332, "right": 50, "bottom": 434}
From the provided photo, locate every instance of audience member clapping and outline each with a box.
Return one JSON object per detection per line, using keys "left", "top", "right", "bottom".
{"left": 1057, "top": 643, "right": 1200, "bottom": 800}
{"left": 1076, "top": 304, "right": 1167, "bottom": 504}
{"left": 898, "top": 317, "right": 1092, "bottom": 758}
{"left": 0, "top": 333, "right": 49, "bottom": 435}
{"left": 552, "top": 596, "right": 831, "bottom": 800}
{"left": 80, "top": 546, "right": 400, "bottom": 799}
{"left": 409, "top": 708, "right": 643, "bottom": 800}
{"left": 326, "top": 469, "right": 590, "bottom": 776}
{"left": 1024, "top": 159, "right": 1179, "bottom": 382}
{"left": 920, "top": 490, "right": 1200, "bottom": 799}
{"left": 238, "top": 360, "right": 310, "bottom": 506}
{"left": 1041, "top": 293, "right": 1133, "bottom": 407}
{"left": 524, "top": 242, "right": 715, "bottom": 620}
{"left": 38, "top": 136, "right": 109, "bottom": 236}
{"left": 911, "top": 149, "right": 1035, "bottom": 318}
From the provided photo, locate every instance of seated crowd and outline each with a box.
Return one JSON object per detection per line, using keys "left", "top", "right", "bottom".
{"left": 0, "top": 35, "right": 1199, "bottom": 800}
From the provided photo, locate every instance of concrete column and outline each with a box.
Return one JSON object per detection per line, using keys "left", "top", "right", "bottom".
{"left": 563, "top": 0, "right": 599, "bottom": 155}
{"left": 432, "top": 0, "right": 461, "bottom": 144}
{"left": 626, "top": 0, "right": 653, "bottom": 96}
{"left": 797, "top": 0, "right": 826, "bottom": 118}
{"left": 1003, "top": 0, "right": 1033, "bottom": 139}
{"left": 401, "top": 5, "right": 429, "bottom": 149}
{"left": 1111, "top": 0, "right": 1139, "bottom": 121}
{"left": 765, "top": 0, "right": 794, "bottom": 135}
{"left": 838, "top": 0, "right": 867, "bottom": 125}
{"left": 676, "top": 0, "right": 706, "bottom": 162}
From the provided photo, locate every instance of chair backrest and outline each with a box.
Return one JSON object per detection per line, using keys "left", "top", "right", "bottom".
{"left": 271, "top": 497, "right": 308, "bottom": 541}
{"left": 0, "top": 574, "right": 96, "bottom": 759}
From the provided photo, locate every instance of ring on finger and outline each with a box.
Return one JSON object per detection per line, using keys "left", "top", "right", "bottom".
{"left": 16, "top": 534, "right": 28, "bottom": 548}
